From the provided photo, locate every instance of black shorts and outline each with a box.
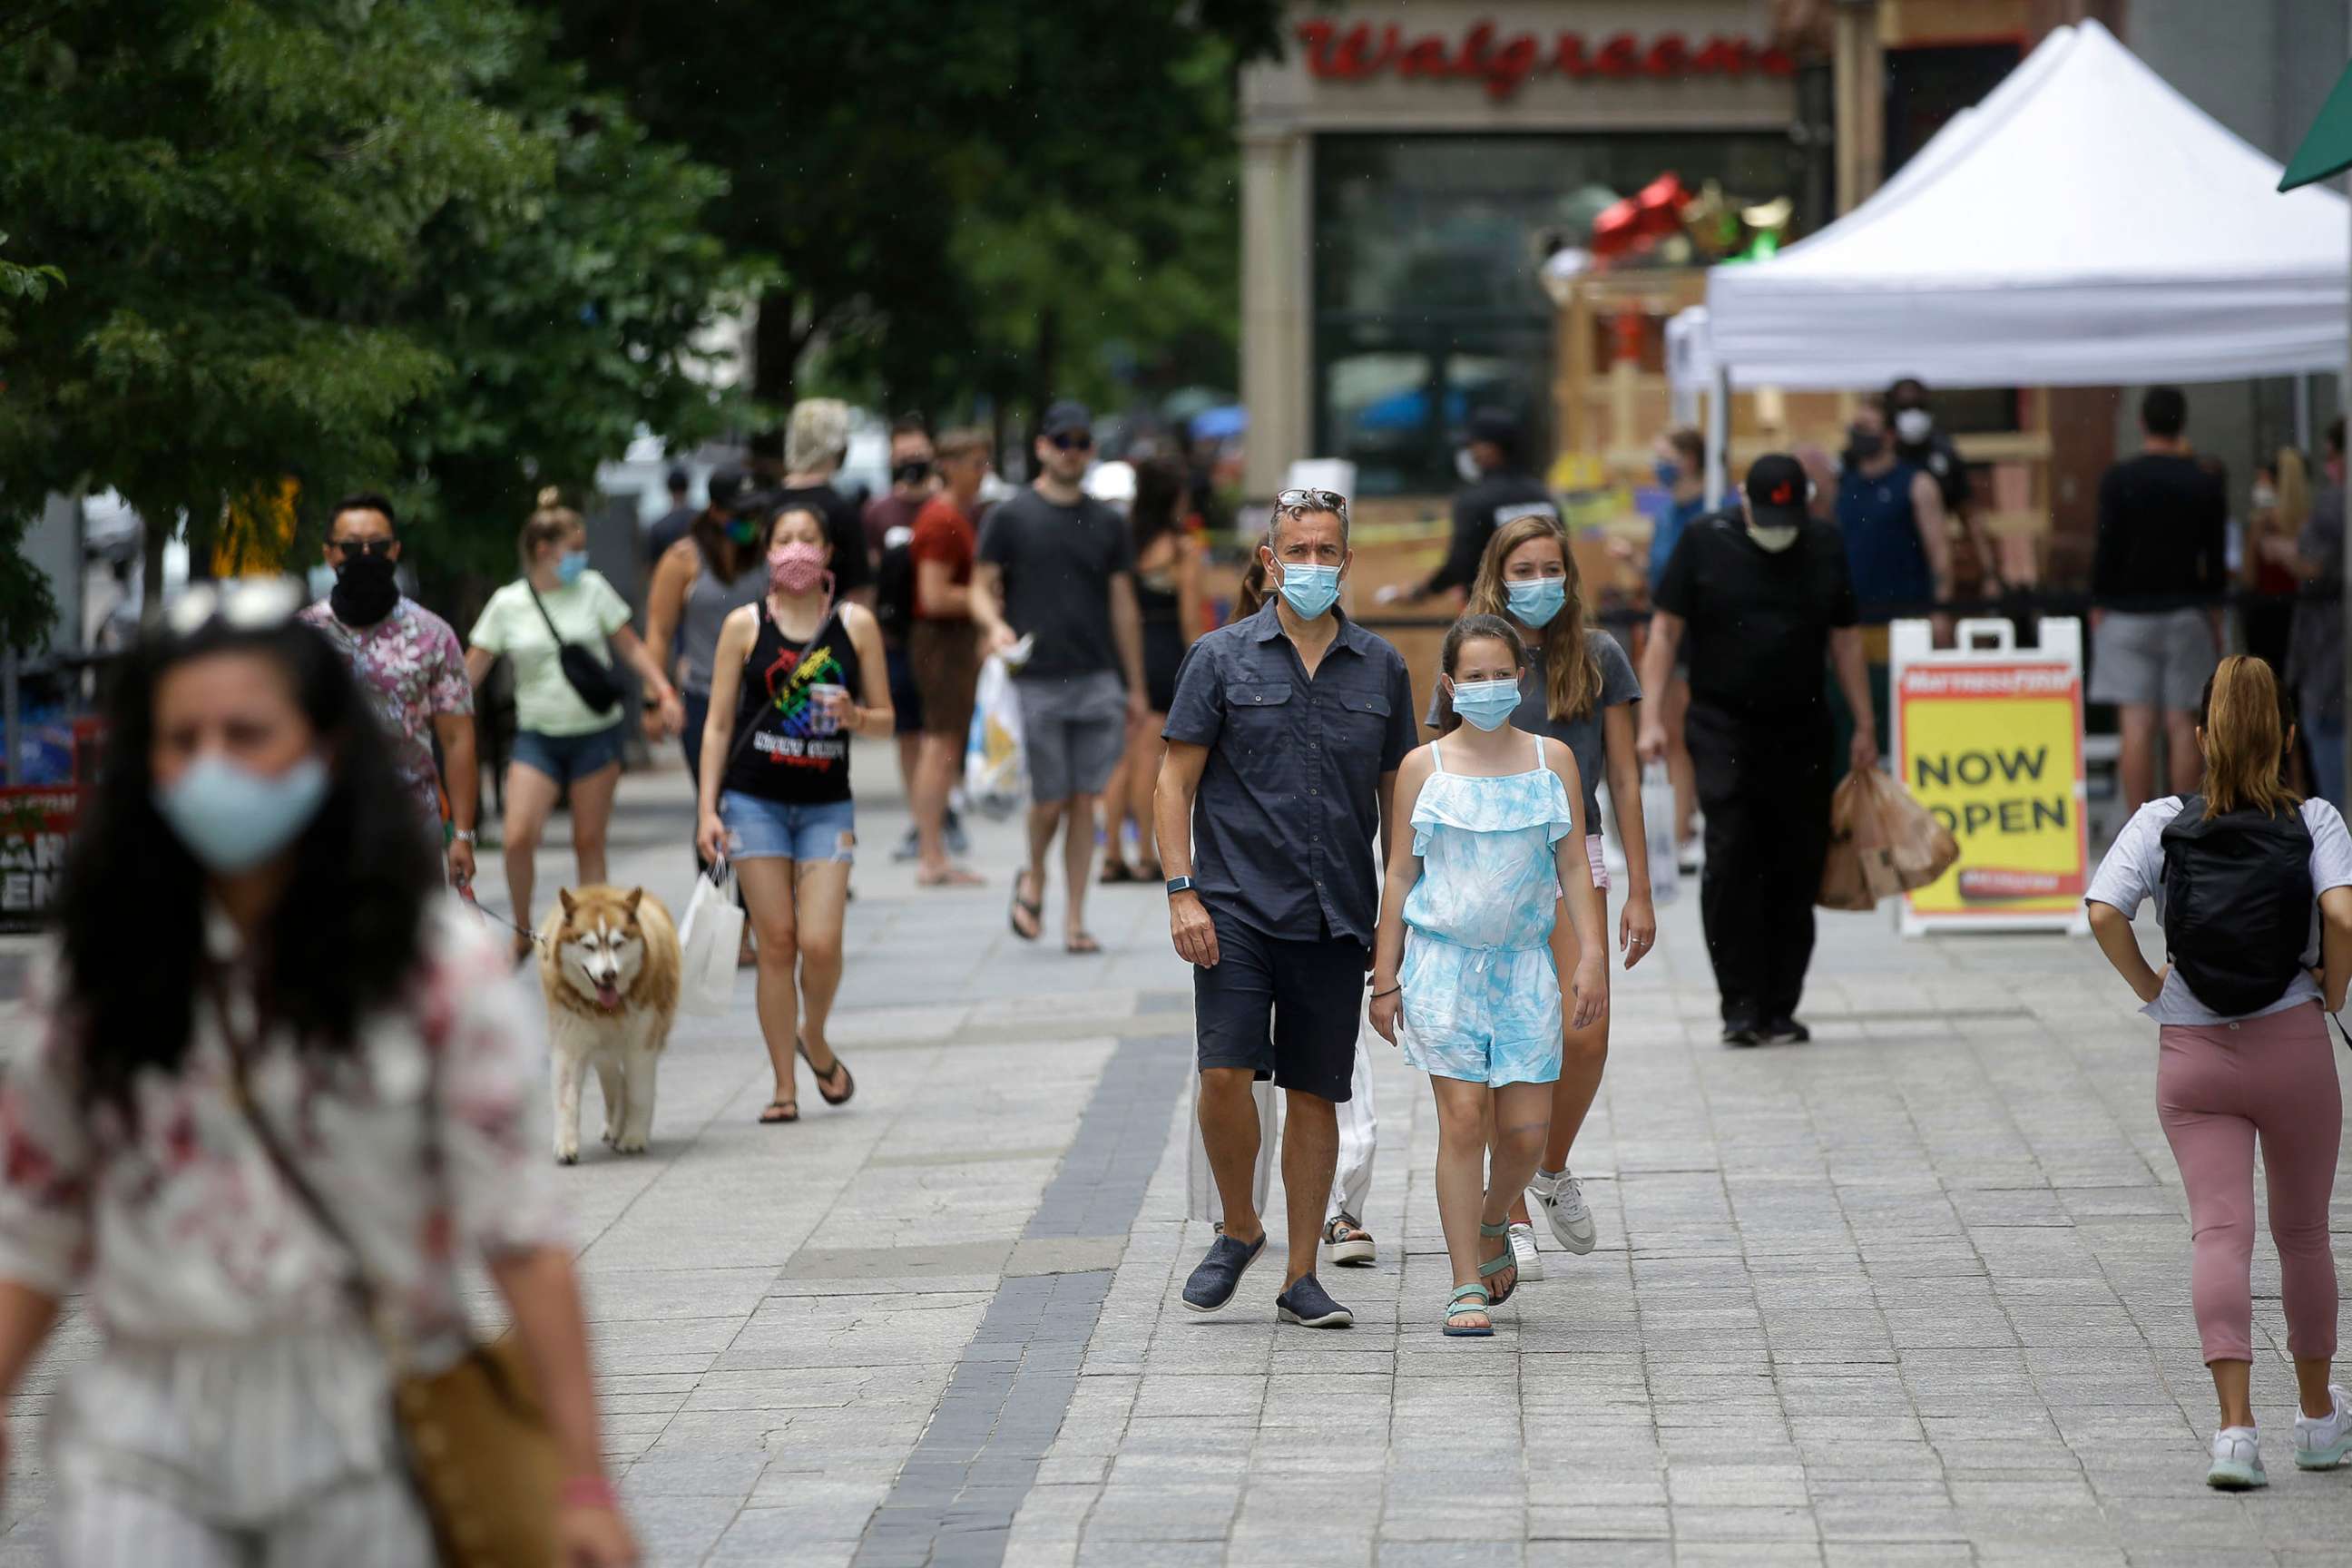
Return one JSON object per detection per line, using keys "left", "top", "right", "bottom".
{"left": 886, "top": 643, "right": 923, "bottom": 737}
{"left": 1193, "top": 907, "right": 1366, "bottom": 1102}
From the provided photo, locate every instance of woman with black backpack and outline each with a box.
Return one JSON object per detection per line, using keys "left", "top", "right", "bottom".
{"left": 2086, "top": 654, "right": 2352, "bottom": 1489}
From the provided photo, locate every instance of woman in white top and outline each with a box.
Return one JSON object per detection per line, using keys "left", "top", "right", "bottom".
{"left": 466, "top": 490, "right": 683, "bottom": 961}
{"left": 2085, "top": 654, "right": 2352, "bottom": 1489}
{"left": 0, "top": 587, "right": 632, "bottom": 1564}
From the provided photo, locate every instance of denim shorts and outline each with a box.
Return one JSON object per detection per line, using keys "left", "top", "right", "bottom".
{"left": 719, "top": 791, "right": 857, "bottom": 863}
{"left": 511, "top": 723, "right": 624, "bottom": 787}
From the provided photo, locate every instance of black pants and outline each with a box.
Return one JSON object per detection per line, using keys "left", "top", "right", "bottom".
{"left": 1687, "top": 699, "right": 1835, "bottom": 1027}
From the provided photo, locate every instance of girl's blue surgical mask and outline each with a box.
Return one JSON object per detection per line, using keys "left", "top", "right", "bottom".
{"left": 154, "top": 752, "right": 330, "bottom": 875}
{"left": 555, "top": 549, "right": 588, "bottom": 587}
{"left": 1653, "top": 456, "right": 1681, "bottom": 488}
{"left": 1275, "top": 561, "right": 1341, "bottom": 621}
{"left": 1504, "top": 576, "right": 1565, "bottom": 629}
{"left": 1449, "top": 677, "right": 1520, "bottom": 731}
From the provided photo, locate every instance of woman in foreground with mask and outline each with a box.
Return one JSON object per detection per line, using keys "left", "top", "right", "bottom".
{"left": 698, "top": 505, "right": 892, "bottom": 1123}
{"left": 0, "top": 587, "right": 634, "bottom": 1564}
{"left": 466, "top": 490, "right": 683, "bottom": 963}
{"left": 1438, "top": 514, "right": 1652, "bottom": 1282}
{"left": 1371, "top": 614, "right": 1608, "bottom": 1336}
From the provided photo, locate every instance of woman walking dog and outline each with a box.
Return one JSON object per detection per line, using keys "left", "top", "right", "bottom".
{"left": 698, "top": 505, "right": 891, "bottom": 1124}
{"left": 2085, "top": 655, "right": 2352, "bottom": 1488}
{"left": 1372, "top": 614, "right": 1607, "bottom": 1336}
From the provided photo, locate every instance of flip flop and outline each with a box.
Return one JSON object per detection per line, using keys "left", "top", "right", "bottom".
{"left": 797, "top": 1039, "right": 855, "bottom": 1106}
{"left": 918, "top": 867, "right": 986, "bottom": 887}
{"left": 1008, "top": 870, "right": 1043, "bottom": 941}
{"left": 758, "top": 1100, "right": 799, "bottom": 1124}
{"left": 1065, "top": 933, "right": 1102, "bottom": 956}
{"left": 1099, "top": 859, "right": 1137, "bottom": 886}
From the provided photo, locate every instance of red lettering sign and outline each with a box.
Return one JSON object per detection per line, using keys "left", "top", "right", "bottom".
{"left": 1294, "top": 19, "right": 1797, "bottom": 103}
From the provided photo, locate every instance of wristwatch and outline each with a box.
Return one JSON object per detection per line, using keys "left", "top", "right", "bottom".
{"left": 451, "top": 828, "right": 478, "bottom": 845}
{"left": 1164, "top": 876, "right": 1196, "bottom": 897}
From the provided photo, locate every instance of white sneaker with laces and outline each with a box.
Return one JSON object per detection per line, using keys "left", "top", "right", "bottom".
{"left": 2207, "top": 1426, "right": 2267, "bottom": 1490}
{"left": 2295, "top": 1385, "right": 2352, "bottom": 1469}
{"left": 1506, "top": 1221, "right": 1543, "bottom": 1281}
{"left": 1529, "top": 1167, "right": 1598, "bottom": 1255}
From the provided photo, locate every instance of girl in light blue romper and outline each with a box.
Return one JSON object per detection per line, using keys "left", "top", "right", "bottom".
{"left": 1372, "top": 614, "right": 1609, "bottom": 1336}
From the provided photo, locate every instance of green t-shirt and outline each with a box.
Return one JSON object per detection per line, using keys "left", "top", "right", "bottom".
{"left": 468, "top": 572, "right": 634, "bottom": 737}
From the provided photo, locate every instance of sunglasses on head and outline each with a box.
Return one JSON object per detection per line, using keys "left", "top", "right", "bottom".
{"left": 163, "top": 577, "right": 306, "bottom": 638}
{"left": 1048, "top": 431, "right": 1093, "bottom": 452}
{"left": 1274, "top": 487, "right": 1348, "bottom": 519}
{"left": 328, "top": 535, "right": 395, "bottom": 556}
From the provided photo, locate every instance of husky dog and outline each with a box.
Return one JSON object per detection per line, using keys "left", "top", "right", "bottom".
{"left": 540, "top": 886, "right": 680, "bottom": 1164}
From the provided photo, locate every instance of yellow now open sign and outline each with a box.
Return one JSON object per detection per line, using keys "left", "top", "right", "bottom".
{"left": 1889, "top": 619, "right": 2091, "bottom": 936}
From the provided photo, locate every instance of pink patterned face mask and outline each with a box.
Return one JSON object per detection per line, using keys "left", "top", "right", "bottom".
{"left": 768, "top": 543, "right": 829, "bottom": 595}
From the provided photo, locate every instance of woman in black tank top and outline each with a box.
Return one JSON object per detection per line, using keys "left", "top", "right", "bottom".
{"left": 696, "top": 505, "right": 894, "bottom": 1123}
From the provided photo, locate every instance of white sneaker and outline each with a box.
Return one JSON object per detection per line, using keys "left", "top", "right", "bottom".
{"left": 2295, "top": 1385, "right": 2352, "bottom": 1470}
{"left": 1529, "top": 1168, "right": 1598, "bottom": 1255}
{"left": 2207, "top": 1426, "right": 2267, "bottom": 1490}
{"left": 1506, "top": 1221, "right": 1544, "bottom": 1281}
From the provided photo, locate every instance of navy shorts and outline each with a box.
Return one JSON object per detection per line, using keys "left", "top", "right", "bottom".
{"left": 1192, "top": 906, "right": 1366, "bottom": 1103}
{"left": 511, "top": 723, "right": 624, "bottom": 787}
{"left": 887, "top": 644, "right": 924, "bottom": 737}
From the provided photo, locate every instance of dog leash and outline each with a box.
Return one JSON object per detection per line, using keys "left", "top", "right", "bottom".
{"left": 459, "top": 885, "right": 545, "bottom": 952}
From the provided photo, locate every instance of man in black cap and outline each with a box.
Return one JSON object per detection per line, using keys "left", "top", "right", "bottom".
{"left": 1635, "top": 454, "right": 1875, "bottom": 1047}
{"left": 1382, "top": 408, "right": 1559, "bottom": 607}
{"left": 975, "top": 399, "right": 1149, "bottom": 953}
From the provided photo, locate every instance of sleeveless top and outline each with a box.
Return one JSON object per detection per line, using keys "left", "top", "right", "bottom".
{"left": 1837, "top": 462, "right": 1933, "bottom": 614}
{"left": 1403, "top": 735, "right": 1577, "bottom": 955}
{"left": 681, "top": 553, "right": 769, "bottom": 694}
{"left": 720, "top": 601, "right": 861, "bottom": 805}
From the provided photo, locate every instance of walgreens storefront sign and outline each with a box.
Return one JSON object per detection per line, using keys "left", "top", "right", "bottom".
{"left": 1294, "top": 18, "right": 1798, "bottom": 102}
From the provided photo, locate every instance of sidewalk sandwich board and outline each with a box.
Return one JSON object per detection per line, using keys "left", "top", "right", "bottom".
{"left": 1889, "top": 617, "right": 2090, "bottom": 936}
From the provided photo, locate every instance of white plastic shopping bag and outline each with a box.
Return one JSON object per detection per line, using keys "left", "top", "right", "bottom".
{"left": 1641, "top": 762, "right": 1681, "bottom": 904}
{"left": 676, "top": 867, "right": 744, "bottom": 1016}
{"left": 963, "top": 654, "right": 1028, "bottom": 819}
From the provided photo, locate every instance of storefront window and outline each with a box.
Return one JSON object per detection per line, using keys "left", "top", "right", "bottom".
{"left": 1313, "top": 132, "right": 1813, "bottom": 495}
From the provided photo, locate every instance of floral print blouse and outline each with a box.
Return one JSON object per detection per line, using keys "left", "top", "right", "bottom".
{"left": 299, "top": 597, "right": 473, "bottom": 840}
{"left": 0, "top": 904, "right": 565, "bottom": 1357}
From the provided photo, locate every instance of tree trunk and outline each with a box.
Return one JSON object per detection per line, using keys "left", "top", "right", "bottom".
{"left": 1029, "top": 305, "right": 1061, "bottom": 441}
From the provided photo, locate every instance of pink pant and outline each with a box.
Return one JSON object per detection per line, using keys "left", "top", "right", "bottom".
{"left": 2156, "top": 1004, "right": 2342, "bottom": 1364}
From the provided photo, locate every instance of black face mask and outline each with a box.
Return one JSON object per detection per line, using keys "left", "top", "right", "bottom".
{"left": 893, "top": 459, "right": 934, "bottom": 488}
{"left": 328, "top": 550, "right": 399, "bottom": 625}
{"left": 1845, "top": 426, "right": 1886, "bottom": 466}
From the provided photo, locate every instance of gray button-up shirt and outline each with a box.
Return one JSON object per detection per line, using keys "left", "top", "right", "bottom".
{"left": 1163, "top": 602, "right": 1418, "bottom": 945}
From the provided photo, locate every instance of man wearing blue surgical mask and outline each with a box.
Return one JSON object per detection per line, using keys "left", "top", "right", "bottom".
{"left": 1156, "top": 490, "right": 1419, "bottom": 1331}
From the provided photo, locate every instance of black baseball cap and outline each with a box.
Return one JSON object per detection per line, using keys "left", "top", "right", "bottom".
{"left": 1742, "top": 454, "right": 1811, "bottom": 528}
{"left": 1040, "top": 400, "right": 1093, "bottom": 439}
{"left": 1466, "top": 408, "right": 1521, "bottom": 450}
{"left": 708, "top": 465, "right": 748, "bottom": 510}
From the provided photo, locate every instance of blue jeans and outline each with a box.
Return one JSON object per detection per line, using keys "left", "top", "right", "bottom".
{"left": 2302, "top": 696, "right": 2346, "bottom": 810}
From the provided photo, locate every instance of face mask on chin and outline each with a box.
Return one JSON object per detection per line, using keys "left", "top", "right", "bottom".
{"left": 1748, "top": 523, "right": 1800, "bottom": 554}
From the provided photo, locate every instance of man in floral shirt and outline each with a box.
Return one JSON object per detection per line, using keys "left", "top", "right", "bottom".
{"left": 299, "top": 495, "right": 479, "bottom": 885}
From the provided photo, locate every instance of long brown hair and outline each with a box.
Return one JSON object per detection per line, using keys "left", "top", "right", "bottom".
{"left": 1233, "top": 537, "right": 1269, "bottom": 618}
{"left": 1466, "top": 512, "right": 1598, "bottom": 721}
{"left": 2198, "top": 655, "right": 2298, "bottom": 818}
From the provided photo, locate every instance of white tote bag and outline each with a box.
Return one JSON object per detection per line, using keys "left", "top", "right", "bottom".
{"left": 675, "top": 867, "right": 743, "bottom": 1016}
{"left": 1642, "top": 762, "right": 1681, "bottom": 904}
{"left": 963, "top": 654, "right": 1029, "bottom": 818}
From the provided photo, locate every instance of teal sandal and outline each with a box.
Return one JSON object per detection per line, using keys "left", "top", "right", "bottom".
{"left": 1444, "top": 1284, "right": 1494, "bottom": 1338}
{"left": 1478, "top": 1220, "right": 1519, "bottom": 1306}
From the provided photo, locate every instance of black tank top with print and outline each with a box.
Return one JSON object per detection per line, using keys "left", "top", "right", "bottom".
{"left": 721, "top": 602, "right": 859, "bottom": 805}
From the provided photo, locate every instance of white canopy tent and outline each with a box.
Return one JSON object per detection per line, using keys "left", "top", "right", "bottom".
{"left": 1672, "top": 16, "right": 2349, "bottom": 450}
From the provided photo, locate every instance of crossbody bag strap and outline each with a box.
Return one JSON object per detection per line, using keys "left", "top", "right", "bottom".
{"left": 524, "top": 581, "right": 575, "bottom": 652}
{"left": 215, "top": 985, "right": 426, "bottom": 1367}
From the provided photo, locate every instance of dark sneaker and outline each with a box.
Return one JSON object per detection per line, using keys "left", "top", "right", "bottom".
{"left": 1275, "top": 1273, "right": 1355, "bottom": 1328}
{"left": 1181, "top": 1230, "right": 1266, "bottom": 1313}
{"left": 946, "top": 811, "right": 970, "bottom": 856}
{"left": 1762, "top": 1016, "right": 1810, "bottom": 1044}
{"left": 1722, "top": 1020, "right": 1763, "bottom": 1048}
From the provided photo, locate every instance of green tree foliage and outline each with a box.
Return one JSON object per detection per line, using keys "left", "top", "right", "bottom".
{"left": 545, "top": 0, "right": 1281, "bottom": 422}
{"left": 0, "top": 1, "right": 760, "bottom": 642}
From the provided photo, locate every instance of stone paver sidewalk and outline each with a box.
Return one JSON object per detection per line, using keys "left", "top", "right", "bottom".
{"left": 3, "top": 751, "right": 2348, "bottom": 1566}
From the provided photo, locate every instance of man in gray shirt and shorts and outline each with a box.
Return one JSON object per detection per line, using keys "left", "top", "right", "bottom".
{"left": 975, "top": 400, "right": 1149, "bottom": 954}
